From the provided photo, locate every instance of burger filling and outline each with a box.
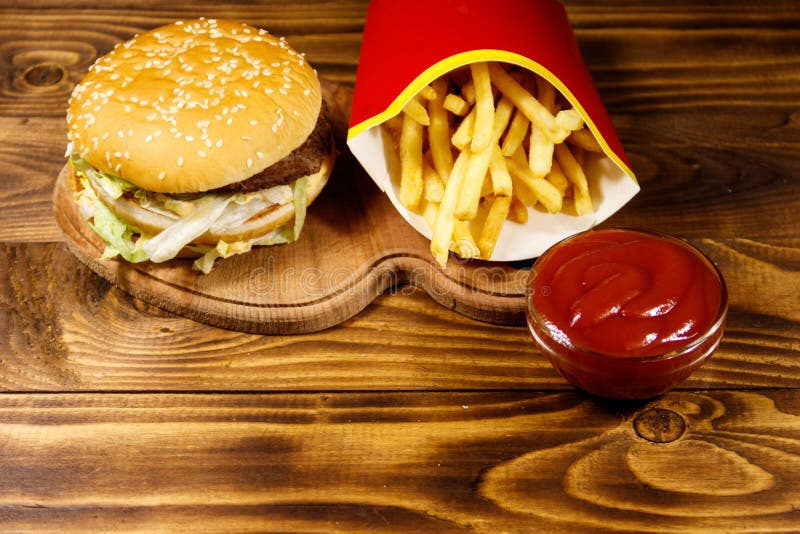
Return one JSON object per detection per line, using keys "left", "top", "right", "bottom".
{"left": 216, "top": 102, "right": 332, "bottom": 192}
{"left": 68, "top": 149, "right": 317, "bottom": 274}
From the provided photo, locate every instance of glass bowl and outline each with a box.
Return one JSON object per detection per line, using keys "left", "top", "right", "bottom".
{"left": 526, "top": 228, "right": 728, "bottom": 399}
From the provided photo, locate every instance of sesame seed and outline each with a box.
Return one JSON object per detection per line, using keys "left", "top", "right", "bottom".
{"left": 198, "top": 150, "right": 207, "bottom": 158}
{"left": 246, "top": 157, "right": 253, "bottom": 168}
{"left": 114, "top": 151, "right": 122, "bottom": 157}
{"left": 216, "top": 139, "right": 223, "bottom": 148}
{"left": 145, "top": 135, "right": 153, "bottom": 143}
{"left": 158, "top": 171, "right": 166, "bottom": 180}
{"left": 256, "top": 151, "right": 264, "bottom": 159}
{"left": 249, "top": 119, "right": 258, "bottom": 126}
{"left": 177, "top": 156, "right": 184, "bottom": 167}
{"left": 185, "top": 135, "right": 195, "bottom": 142}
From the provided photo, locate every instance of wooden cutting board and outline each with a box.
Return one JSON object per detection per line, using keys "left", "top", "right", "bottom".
{"left": 53, "top": 80, "right": 530, "bottom": 334}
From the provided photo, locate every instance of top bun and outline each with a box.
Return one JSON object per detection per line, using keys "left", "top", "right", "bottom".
{"left": 67, "top": 18, "right": 322, "bottom": 193}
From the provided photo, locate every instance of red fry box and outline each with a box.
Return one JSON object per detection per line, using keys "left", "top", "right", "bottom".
{"left": 346, "top": 0, "right": 639, "bottom": 262}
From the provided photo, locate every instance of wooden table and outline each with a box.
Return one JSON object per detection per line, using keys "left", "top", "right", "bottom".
{"left": 2, "top": 1, "right": 799, "bottom": 532}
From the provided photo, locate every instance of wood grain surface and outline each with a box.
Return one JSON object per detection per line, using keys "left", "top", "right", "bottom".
{"left": 2, "top": 390, "right": 800, "bottom": 532}
{"left": 1, "top": 0, "right": 800, "bottom": 532}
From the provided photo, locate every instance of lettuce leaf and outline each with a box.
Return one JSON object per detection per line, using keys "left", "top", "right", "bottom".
{"left": 90, "top": 198, "right": 150, "bottom": 263}
{"left": 70, "top": 154, "right": 137, "bottom": 199}
{"left": 292, "top": 176, "right": 308, "bottom": 239}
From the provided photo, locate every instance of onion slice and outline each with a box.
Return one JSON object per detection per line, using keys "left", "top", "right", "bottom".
{"left": 143, "top": 195, "right": 235, "bottom": 263}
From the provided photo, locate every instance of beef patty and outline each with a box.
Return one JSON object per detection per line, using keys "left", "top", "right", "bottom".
{"left": 217, "top": 102, "right": 333, "bottom": 193}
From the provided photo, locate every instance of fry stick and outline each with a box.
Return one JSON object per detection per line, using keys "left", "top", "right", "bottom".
{"left": 510, "top": 173, "right": 538, "bottom": 207}
{"left": 506, "top": 155, "right": 563, "bottom": 213}
{"left": 422, "top": 157, "right": 444, "bottom": 203}
{"left": 526, "top": 75, "right": 557, "bottom": 176}
{"left": 501, "top": 107, "right": 530, "bottom": 156}
{"left": 545, "top": 159, "right": 569, "bottom": 197}
{"left": 452, "top": 220, "right": 480, "bottom": 259}
{"left": 478, "top": 195, "right": 511, "bottom": 259}
{"left": 443, "top": 93, "right": 469, "bottom": 116}
{"left": 573, "top": 186, "right": 593, "bottom": 216}
{"left": 480, "top": 172, "right": 493, "bottom": 198}
{"left": 507, "top": 195, "right": 529, "bottom": 223}
{"left": 455, "top": 97, "right": 514, "bottom": 220}
{"left": 422, "top": 200, "right": 439, "bottom": 232}
{"left": 469, "top": 62, "right": 495, "bottom": 152}
{"left": 488, "top": 63, "right": 566, "bottom": 142}
{"left": 402, "top": 97, "right": 430, "bottom": 126}
{"left": 489, "top": 145, "right": 513, "bottom": 197}
{"left": 554, "top": 143, "right": 589, "bottom": 197}
{"left": 431, "top": 150, "right": 470, "bottom": 267}
{"left": 418, "top": 84, "right": 437, "bottom": 101}
{"left": 427, "top": 78, "right": 453, "bottom": 182}
{"left": 567, "top": 128, "right": 603, "bottom": 152}
{"left": 451, "top": 108, "right": 476, "bottom": 150}
{"left": 536, "top": 75, "right": 557, "bottom": 113}
{"left": 529, "top": 124, "right": 554, "bottom": 178}
{"left": 555, "top": 109, "right": 582, "bottom": 132}
{"left": 461, "top": 79, "right": 476, "bottom": 105}
{"left": 399, "top": 111, "right": 424, "bottom": 210}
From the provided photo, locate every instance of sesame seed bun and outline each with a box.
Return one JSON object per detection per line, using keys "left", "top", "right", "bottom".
{"left": 66, "top": 18, "right": 322, "bottom": 194}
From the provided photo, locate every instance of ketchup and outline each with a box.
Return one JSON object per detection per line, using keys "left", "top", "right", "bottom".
{"left": 527, "top": 228, "right": 727, "bottom": 399}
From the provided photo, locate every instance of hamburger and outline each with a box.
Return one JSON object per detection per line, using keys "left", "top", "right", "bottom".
{"left": 64, "top": 18, "right": 334, "bottom": 273}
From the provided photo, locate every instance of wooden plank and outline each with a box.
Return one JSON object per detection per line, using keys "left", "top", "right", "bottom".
{"left": 1, "top": 390, "right": 799, "bottom": 532}
{"left": 0, "top": 237, "right": 797, "bottom": 392}
{"left": 2, "top": 3, "right": 800, "bottom": 242}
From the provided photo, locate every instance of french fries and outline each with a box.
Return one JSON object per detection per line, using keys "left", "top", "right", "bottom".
{"left": 384, "top": 62, "right": 600, "bottom": 267}
{"left": 399, "top": 102, "right": 424, "bottom": 210}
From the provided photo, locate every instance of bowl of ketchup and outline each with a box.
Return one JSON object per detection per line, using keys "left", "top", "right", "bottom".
{"left": 527, "top": 228, "right": 728, "bottom": 399}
